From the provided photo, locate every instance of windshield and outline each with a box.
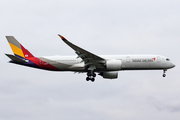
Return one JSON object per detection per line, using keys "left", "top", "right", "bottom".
{"left": 166, "top": 58, "right": 170, "bottom": 61}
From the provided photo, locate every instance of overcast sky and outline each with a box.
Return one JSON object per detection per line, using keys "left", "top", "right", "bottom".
{"left": 0, "top": 0, "right": 180, "bottom": 120}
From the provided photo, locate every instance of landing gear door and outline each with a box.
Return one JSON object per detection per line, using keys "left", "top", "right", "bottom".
{"left": 126, "top": 56, "right": 130, "bottom": 63}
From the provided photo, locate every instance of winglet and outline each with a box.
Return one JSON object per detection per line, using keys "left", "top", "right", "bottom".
{"left": 58, "top": 34, "right": 67, "bottom": 41}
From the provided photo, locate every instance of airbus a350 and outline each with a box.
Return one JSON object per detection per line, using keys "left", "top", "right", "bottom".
{"left": 5, "top": 35, "right": 175, "bottom": 82}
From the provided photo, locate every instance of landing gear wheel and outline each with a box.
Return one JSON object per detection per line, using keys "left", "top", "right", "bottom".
{"left": 86, "top": 77, "right": 90, "bottom": 81}
{"left": 163, "top": 74, "right": 166, "bottom": 77}
{"left": 91, "top": 78, "right": 95, "bottom": 82}
{"left": 87, "top": 72, "right": 91, "bottom": 76}
{"left": 93, "top": 73, "right": 96, "bottom": 77}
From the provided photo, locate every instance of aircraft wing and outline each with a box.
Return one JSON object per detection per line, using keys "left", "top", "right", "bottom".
{"left": 58, "top": 35, "right": 105, "bottom": 70}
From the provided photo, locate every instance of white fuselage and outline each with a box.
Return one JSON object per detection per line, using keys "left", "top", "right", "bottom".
{"left": 39, "top": 54, "right": 175, "bottom": 72}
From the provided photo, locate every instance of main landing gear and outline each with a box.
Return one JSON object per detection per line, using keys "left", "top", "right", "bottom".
{"left": 163, "top": 69, "right": 167, "bottom": 77}
{"left": 86, "top": 71, "right": 96, "bottom": 82}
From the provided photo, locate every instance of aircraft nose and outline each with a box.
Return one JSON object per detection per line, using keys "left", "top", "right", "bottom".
{"left": 172, "top": 63, "right": 175, "bottom": 68}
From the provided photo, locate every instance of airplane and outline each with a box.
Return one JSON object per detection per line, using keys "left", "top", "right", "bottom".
{"left": 5, "top": 35, "right": 175, "bottom": 82}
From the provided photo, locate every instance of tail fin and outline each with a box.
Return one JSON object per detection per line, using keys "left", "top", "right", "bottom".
{"left": 6, "top": 36, "right": 34, "bottom": 59}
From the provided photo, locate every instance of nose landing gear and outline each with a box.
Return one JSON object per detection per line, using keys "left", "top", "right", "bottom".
{"left": 163, "top": 69, "right": 167, "bottom": 77}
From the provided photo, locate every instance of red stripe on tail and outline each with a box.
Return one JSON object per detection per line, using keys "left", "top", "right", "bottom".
{"left": 20, "top": 44, "right": 34, "bottom": 58}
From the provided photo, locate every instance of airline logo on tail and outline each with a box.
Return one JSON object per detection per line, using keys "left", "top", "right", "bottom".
{"left": 6, "top": 36, "right": 59, "bottom": 71}
{"left": 6, "top": 36, "right": 34, "bottom": 59}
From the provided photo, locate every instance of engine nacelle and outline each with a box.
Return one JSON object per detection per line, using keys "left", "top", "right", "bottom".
{"left": 106, "top": 59, "right": 122, "bottom": 70}
{"left": 99, "top": 71, "right": 118, "bottom": 79}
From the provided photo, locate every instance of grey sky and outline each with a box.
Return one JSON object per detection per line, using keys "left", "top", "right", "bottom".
{"left": 0, "top": 0, "right": 180, "bottom": 120}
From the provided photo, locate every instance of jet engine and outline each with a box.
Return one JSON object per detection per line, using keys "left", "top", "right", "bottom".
{"left": 106, "top": 59, "right": 122, "bottom": 70}
{"left": 99, "top": 71, "right": 118, "bottom": 79}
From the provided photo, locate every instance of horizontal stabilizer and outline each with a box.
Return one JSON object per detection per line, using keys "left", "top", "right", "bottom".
{"left": 5, "top": 54, "right": 27, "bottom": 63}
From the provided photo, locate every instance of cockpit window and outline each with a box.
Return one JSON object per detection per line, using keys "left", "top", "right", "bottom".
{"left": 166, "top": 58, "right": 170, "bottom": 61}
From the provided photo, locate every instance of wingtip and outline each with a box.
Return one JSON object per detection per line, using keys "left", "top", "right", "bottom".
{"left": 58, "top": 34, "right": 67, "bottom": 41}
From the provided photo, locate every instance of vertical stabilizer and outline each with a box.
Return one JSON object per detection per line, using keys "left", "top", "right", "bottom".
{"left": 6, "top": 36, "right": 34, "bottom": 59}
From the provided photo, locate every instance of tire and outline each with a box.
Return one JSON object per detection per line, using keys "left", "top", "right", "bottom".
{"left": 91, "top": 78, "right": 95, "bottom": 82}
{"left": 163, "top": 74, "right": 166, "bottom": 77}
{"left": 93, "top": 73, "right": 96, "bottom": 77}
{"left": 87, "top": 72, "right": 91, "bottom": 76}
{"left": 86, "top": 77, "right": 89, "bottom": 81}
